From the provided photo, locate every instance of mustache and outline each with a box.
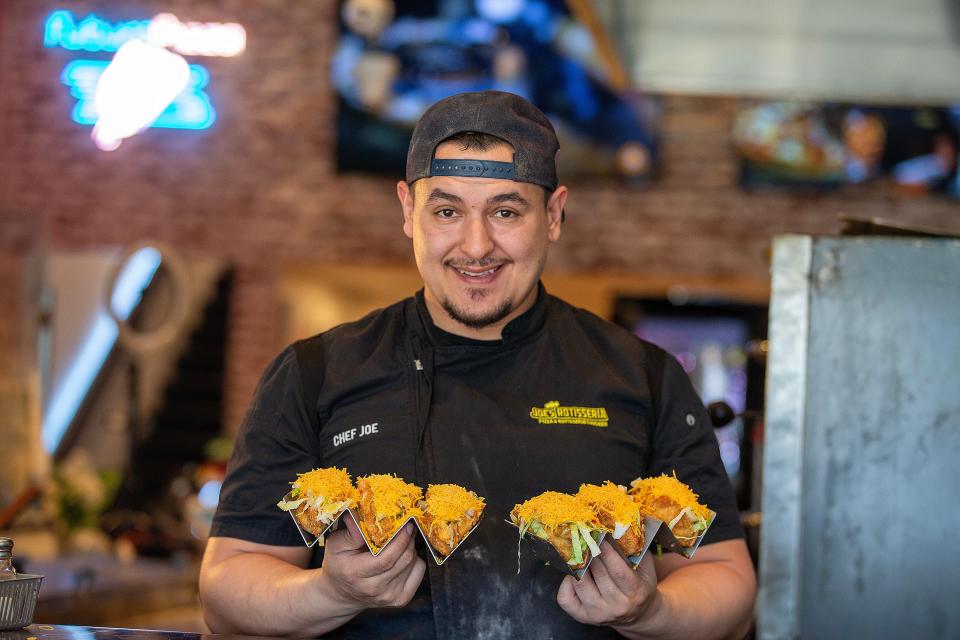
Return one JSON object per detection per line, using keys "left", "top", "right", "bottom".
{"left": 444, "top": 257, "right": 510, "bottom": 269}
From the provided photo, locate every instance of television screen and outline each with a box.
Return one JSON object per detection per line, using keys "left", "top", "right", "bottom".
{"left": 333, "top": 0, "right": 659, "bottom": 182}
{"left": 733, "top": 100, "right": 960, "bottom": 197}
{"left": 614, "top": 296, "right": 768, "bottom": 509}
{"left": 635, "top": 316, "right": 750, "bottom": 417}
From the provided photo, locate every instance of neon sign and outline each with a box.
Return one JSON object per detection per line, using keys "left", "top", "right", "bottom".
{"left": 45, "top": 10, "right": 244, "bottom": 150}
{"left": 44, "top": 10, "right": 150, "bottom": 52}
{"left": 44, "top": 10, "right": 246, "bottom": 56}
{"left": 60, "top": 60, "right": 217, "bottom": 146}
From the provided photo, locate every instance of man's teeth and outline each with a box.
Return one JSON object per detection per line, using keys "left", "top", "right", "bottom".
{"left": 458, "top": 267, "right": 498, "bottom": 277}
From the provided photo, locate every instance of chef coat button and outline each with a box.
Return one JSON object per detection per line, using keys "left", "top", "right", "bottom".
{"left": 685, "top": 413, "right": 696, "bottom": 426}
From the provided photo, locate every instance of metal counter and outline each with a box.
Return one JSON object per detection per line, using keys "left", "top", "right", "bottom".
{"left": 758, "top": 235, "right": 960, "bottom": 639}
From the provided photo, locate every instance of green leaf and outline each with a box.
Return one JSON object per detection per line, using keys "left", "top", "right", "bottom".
{"left": 569, "top": 524, "right": 583, "bottom": 565}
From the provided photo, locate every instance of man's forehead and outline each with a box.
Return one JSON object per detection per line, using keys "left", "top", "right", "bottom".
{"left": 413, "top": 173, "right": 540, "bottom": 204}
{"left": 433, "top": 140, "right": 513, "bottom": 163}
{"left": 413, "top": 140, "right": 546, "bottom": 203}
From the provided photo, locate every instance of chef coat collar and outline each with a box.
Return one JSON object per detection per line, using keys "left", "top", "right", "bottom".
{"left": 412, "top": 282, "right": 549, "bottom": 348}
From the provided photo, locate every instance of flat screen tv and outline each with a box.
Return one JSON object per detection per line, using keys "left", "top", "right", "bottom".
{"left": 613, "top": 296, "right": 768, "bottom": 510}
{"left": 733, "top": 100, "right": 960, "bottom": 197}
{"left": 333, "top": 0, "right": 659, "bottom": 182}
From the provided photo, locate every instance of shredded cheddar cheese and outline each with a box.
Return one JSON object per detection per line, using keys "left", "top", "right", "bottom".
{"left": 629, "top": 472, "right": 711, "bottom": 520}
{"left": 424, "top": 484, "right": 484, "bottom": 523}
{"left": 513, "top": 491, "right": 598, "bottom": 533}
{"left": 359, "top": 474, "right": 423, "bottom": 519}
{"left": 292, "top": 467, "right": 358, "bottom": 505}
{"left": 576, "top": 482, "right": 640, "bottom": 525}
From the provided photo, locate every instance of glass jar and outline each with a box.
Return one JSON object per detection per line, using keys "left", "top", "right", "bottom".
{"left": 0, "top": 537, "right": 16, "bottom": 580}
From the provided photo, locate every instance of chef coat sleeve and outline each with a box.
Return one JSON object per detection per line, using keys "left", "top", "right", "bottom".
{"left": 647, "top": 348, "right": 744, "bottom": 545}
{"left": 210, "top": 345, "right": 322, "bottom": 545}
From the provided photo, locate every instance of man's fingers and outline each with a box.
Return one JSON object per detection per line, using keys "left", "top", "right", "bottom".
{"left": 374, "top": 552, "right": 425, "bottom": 608}
{"left": 572, "top": 566, "right": 603, "bottom": 609}
{"left": 556, "top": 575, "right": 588, "bottom": 622}
{"left": 393, "top": 557, "right": 427, "bottom": 606}
{"left": 340, "top": 515, "right": 369, "bottom": 549}
{"left": 376, "top": 539, "right": 420, "bottom": 586}
{"left": 355, "top": 524, "right": 416, "bottom": 578}
{"left": 326, "top": 518, "right": 367, "bottom": 554}
{"left": 596, "top": 541, "right": 638, "bottom": 596}
{"left": 588, "top": 547, "right": 623, "bottom": 598}
{"left": 634, "top": 552, "right": 658, "bottom": 588}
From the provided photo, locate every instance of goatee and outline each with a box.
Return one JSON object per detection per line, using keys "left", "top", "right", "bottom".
{"left": 441, "top": 295, "right": 513, "bottom": 330}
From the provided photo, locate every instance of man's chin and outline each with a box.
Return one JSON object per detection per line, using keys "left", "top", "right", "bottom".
{"left": 441, "top": 297, "right": 514, "bottom": 331}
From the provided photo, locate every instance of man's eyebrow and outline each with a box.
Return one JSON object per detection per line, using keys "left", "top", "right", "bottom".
{"left": 487, "top": 191, "right": 530, "bottom": 208}
{"left": 425, "top": 189, "right": 464, "bottom": 204}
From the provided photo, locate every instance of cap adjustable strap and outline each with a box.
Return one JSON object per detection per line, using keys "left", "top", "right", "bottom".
{"left": 429, "top": 159, "right": 516, "bottom": 179}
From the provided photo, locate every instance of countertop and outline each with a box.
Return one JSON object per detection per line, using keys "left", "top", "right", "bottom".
{"left": 1, "top": 624, "right": 281, "bottom": 640}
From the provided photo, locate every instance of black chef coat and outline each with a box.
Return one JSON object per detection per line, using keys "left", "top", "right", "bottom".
{"left": 212, "top": 284, "right": 743, "bottom": 639}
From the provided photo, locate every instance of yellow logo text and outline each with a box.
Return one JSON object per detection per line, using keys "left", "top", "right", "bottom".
{"left": 529, "top": 401, "right": 609, "bottom": 428}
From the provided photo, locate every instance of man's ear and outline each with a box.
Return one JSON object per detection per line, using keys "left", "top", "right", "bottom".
{"left": 546, "top": 186, "right": 568, "bottom": 242}
{"left": 397, "top": 180, "right": 415, "bottom": 239}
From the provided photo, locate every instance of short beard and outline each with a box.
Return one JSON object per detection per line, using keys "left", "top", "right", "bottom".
{"left": 441, "top": 293, "right": 514, "bottom": 330}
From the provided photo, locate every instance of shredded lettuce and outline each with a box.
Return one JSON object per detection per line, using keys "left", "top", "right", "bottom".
{"left": 569, "top": 524, "right": 583, "bottom": 565}
{"left": 669, "top": 506, "right": 693, "bottom": 530}
{"left": 519, "top": 520, "right": 531, "bottom": 538}
{"left": 577, "top": 522, "right": 602, "bottom": 558}
{"left": 326, "top": 500, "right": 350, "bottom": 517}
{"left": 517, "top": 520, "right": 531, "bottom": 574}
{"left": 613, "top": 522, "right": 629, "bottom": 540}
{"left": 276, "top": 497, "right": 306, "bottom": 511}
{"left": 529, "top": 521, "right": 547, "bottom": 539}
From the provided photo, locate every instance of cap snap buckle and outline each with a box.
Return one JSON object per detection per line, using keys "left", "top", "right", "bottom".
{"left": 430, "top": 158, "right": 516, "bottom": 180}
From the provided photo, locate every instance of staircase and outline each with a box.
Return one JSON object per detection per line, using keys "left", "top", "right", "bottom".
{"left": 112, "top": 271, "right": 232, "bottom": 512}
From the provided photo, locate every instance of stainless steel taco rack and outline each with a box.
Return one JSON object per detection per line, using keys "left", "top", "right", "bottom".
{"left": 283, "top": 492, "right": 482, "bottom": 566}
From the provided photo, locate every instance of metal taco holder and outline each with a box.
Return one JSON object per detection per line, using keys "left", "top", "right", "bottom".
{"left": 608, "top": 516, "right": 663, "bottom": 568}
{"left": 651, "top": 508, "right": 716, "bottom": 558}
{"left": 508, "top": 509, "right": 713, "bottom": 579}
{"left": 506, "top": 519, "right": 607, "bottom": 581}
{"left": 283, "top": 492, "right": 483, "bottom": 565}
{"left": 0, "top": 575, "right": 44, "bottom": 631}
{"left": 407, "top": 511, "right": 482, "bottom": 566}
{"left": 282, "top": 491, "right": 344, "bottom": 548}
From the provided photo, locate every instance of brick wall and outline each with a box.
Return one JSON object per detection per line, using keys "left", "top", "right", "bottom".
{"left": 1, "top": 1, "right": 958, "bottom": 433}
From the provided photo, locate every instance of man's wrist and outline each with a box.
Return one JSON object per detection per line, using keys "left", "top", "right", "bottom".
{"left": 613, "top": 586, "right": 669, "bottom": 639}
{"left": 309, "top": 567, "right": 365, "bottom": 620}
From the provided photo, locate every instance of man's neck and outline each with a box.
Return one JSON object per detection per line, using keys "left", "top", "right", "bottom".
{"left": 422, "top": 288, "right": 537, "bottom": 341}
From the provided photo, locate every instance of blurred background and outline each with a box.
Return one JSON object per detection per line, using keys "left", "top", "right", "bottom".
{"left": 0, "top": 0, "right": 958, "bottom": 635}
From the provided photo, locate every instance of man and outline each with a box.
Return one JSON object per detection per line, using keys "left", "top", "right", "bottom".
{"left": 200, "top": 91, "right": 756, "bottom": 638}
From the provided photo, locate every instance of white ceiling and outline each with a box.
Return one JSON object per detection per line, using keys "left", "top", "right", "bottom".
{"left": 593, "top": 0, "right": 960, "bottom": 104}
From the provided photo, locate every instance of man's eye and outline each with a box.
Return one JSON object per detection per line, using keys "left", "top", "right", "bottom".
{"left": 435, "top": 209, "right": 457, "bottom": 219}
{"left": 493, "top": 209, "right": 518, "bottom": 219}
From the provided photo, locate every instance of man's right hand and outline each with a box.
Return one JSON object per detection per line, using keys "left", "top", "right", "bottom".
{"left": 317, "top": 516, "right": 427, "bottom": 614}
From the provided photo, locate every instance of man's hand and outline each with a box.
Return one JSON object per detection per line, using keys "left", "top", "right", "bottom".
{"left": 200, "top": 522, "right": 427, "bottom": 638}
{"left": 556, "top": 539, "right": 756, "bottom": 639}
{"left": 556, "top": 540, "right": 662, "bottom": 628}
{"left": 317, "top": 517, "right": 427, "bottom": 614}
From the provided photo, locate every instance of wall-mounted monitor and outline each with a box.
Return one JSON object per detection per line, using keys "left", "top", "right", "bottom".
{"left": 333, "top": 0, "right": 659, "bottom": 182}
{"left": 613, "top": 296, "right": 768, "bottom": 510}
{"left": 733, "top": 100, "right": 960, "bottom": 197}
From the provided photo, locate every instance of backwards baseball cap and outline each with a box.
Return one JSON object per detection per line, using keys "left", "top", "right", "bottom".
{"left": 405, "top": 90, "right": 560, "bottom": 191}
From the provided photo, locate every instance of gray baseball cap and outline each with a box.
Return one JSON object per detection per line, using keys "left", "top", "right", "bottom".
{"left": 405, "top": 91, "right": 560, "bottom": 191}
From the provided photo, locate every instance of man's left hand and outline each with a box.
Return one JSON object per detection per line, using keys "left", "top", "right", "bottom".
{"left": 556, "top": 540, "right": 662, "bottom": 628}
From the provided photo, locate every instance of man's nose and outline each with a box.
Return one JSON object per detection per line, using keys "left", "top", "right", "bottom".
{"left": 460, "top": 216, "right": 495, "bottom": 259}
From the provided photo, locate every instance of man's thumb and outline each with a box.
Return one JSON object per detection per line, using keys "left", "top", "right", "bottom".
{"left": 341, "top": 513, "right": 368, "bottom": 549}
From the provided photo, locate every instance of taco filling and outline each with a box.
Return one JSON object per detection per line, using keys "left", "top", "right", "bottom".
{"left": 511, "top": 491, "right": 607, "bottom": 570}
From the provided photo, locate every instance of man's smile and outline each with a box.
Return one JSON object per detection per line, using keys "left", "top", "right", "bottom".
{"left": 448, "top": 261, "right": 507, "bottom": 285}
